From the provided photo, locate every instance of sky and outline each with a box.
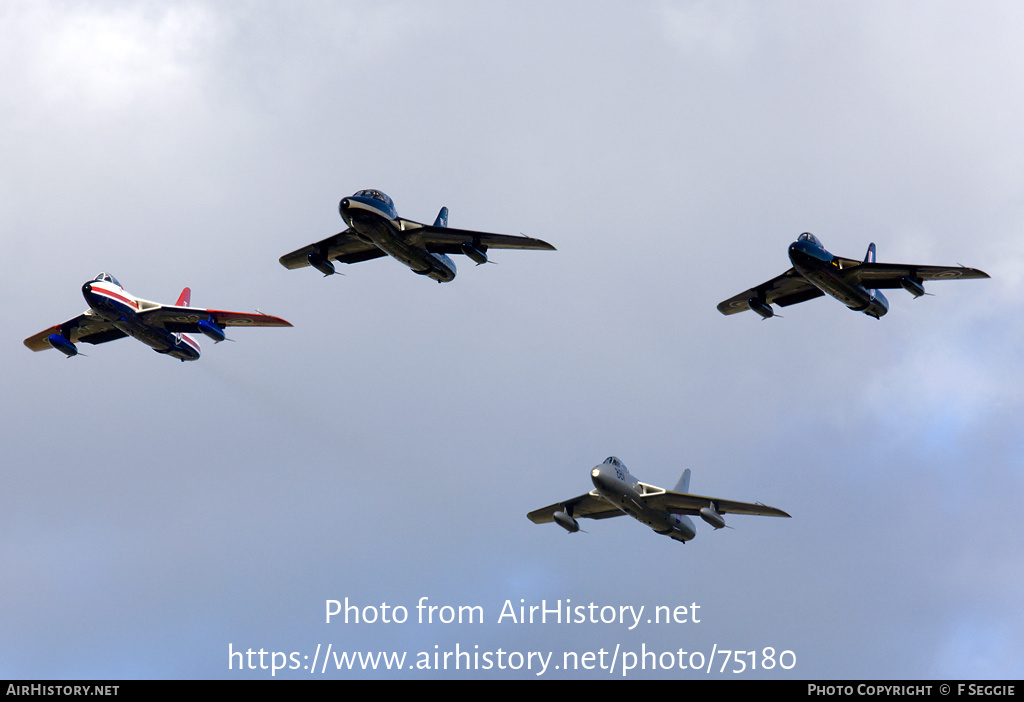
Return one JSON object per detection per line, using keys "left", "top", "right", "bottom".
{"left": 2, "top": 0, "right": 1023, "bottom": 680}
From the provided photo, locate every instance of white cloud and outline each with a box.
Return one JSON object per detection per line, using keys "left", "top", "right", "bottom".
{"left": 2, "top": 2, "right": 221, "bottom": 116}
{"left": 657, "top": 0, "right": 756, "bottom": 63}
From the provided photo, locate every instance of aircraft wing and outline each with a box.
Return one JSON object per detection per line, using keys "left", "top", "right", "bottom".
{"left": 280, "top": 222, "right": 554, "bottom": 270}
{"left": 645, "top": 490, "right": 791, "bottom": 518}
{"left": 278, "top": 229, "right": 389, "bottom": 269}
{"left": 527, "top": 491, "right": 624, "bottom": 524}
{"left": 843, "top": 262, "right": 990, "bottom": 287}
{"left": 717, "top": 269, "right": 825, "bottom": 315}
{"left": 24, "top": 313, "right": 128, "bottom": 351}
{"left": 137, "top": 306, "right": 292, "bottom": 331}
{"left": 396, "top": 220, "right": 556, "bottom": 254}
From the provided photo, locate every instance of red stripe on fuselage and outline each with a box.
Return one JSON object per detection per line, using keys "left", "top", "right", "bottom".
{"left": 91, "top": 286, "right": 139, "bottom": 310}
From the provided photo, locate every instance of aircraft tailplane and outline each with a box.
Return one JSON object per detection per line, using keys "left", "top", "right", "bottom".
{"left": 176, "top": 287, "right": 191, "bottom": 307}
{"left": 673, "top": 468, "right": 691, "bottom": 494}
{"left": 433, "top": 207, "right": 448, "bottom": 228}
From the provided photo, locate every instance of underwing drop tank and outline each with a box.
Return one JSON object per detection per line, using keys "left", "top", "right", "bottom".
{"left": 196, "top": 319, "right": 227, "bottom": 343}
{"left": 307, "top": 251, "right": 336, "bottom": 276}
{"left": 552, "top": 510, "right": 580, "bottom": 534}
{"left": 699, "top": 505, "right": 726, "bottom": 530}
{"left": 900, "top": 276, "right": 926, "bottom": 298}
{"left": 460, "top": 242, "right": 489, "bottom": 266}
{"left": 47, "top": 334, "right": 78, "bottom": 358}
{"left": 747, "top": 297, "right": 775, "bottom": 319}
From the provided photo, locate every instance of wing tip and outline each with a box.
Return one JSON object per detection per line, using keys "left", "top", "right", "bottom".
{"left": 716, "top": 300, "right": 747, "bottom": 315}
{"left": 756, "top": 503, "right": 792, "bottom": 518}
{"left": 279, "top": 253, "right": 310, "bottom": 270}
{"left": 24, "top": 326, "right": 61, "bottom": 351}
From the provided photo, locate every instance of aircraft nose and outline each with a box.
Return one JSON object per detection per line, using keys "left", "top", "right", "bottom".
{"left": 788, "top": 240, "right": 815, "bottom": 265}
{"left": 789, "top": 238, "right": 828, "bottom": 263}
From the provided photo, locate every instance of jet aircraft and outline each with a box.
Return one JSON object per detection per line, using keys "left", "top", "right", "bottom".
{"left": 527, "top": 456, "right": 790, "bottom": 543}
{"left": 279, "top": 189, "right": 555, "bottom": 282}
{"left": 717, "top": 233, "right": 989, "bottom": 319}
{"left": 24, "top": 273, "right": 291, "bottom": 361}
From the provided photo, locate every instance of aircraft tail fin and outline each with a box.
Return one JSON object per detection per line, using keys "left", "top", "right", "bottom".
{"left": 863, "top": 243, "right": 886, "bottom": 306}
{"left": 175, "top": 287, "right": 191, "bottom": 307}
{"left": 433, "top": 207, "right": 448, "bottom": 228}
{"left": 673, "top": 468, "right": 691, "bottom": 494}
{"left": 864, "top": 242, "right": 876, "bottom": 264}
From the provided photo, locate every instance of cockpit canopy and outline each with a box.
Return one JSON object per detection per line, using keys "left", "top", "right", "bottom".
{"left": 354, "top": 189, "right": 394, "bottom": 209}
{"left": 797, "top": 232, "right": 821, "bottom": 247}
{"left": 93, "top": 273, "right": 121, "bottom": 288}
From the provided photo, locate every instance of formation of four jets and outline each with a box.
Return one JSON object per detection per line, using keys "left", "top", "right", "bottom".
{"left": 25, "top": 189, "right": 989, "bottom": 544}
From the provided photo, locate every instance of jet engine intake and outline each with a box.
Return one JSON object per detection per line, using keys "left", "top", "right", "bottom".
{"left": 552, "top": 510, "right": 580, "bottom": 534}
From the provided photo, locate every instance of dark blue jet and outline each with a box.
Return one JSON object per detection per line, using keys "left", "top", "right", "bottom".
{"left": 279, "top": 189, "right": 555, "bottom": 283}
{"left": 717, "top": 233, "right": 989, "bottom": 319}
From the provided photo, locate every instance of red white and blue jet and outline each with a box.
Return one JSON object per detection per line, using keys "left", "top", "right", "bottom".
{"left": 717, "top": 233, "right": 989, "bottom": 319}
{"left": 279, "top": 189, "right": 555, "bottom": 283}
{"left": 24, "top": 273, "right": 291, "bottom": 361}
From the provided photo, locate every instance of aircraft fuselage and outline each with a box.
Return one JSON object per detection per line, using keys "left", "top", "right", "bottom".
{"left": 340, "top": 193, "right": 457, "bottom": 283}
{"left": 81, "top": 279, "right": 201, "bottom": 361}
{"left": 589, "top": 461, "right": 697, "bottom": 542}
{"left": 788, "top": 236, "right": 889, "bottom": 319}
